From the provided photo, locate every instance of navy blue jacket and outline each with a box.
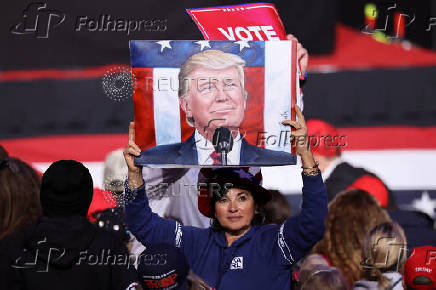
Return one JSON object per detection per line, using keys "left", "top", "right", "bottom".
{"left": 134, "top": 133, "right": 296, "bottom": 166}
{"left": 125, "top": 173, "right": 327, "bottom": 290}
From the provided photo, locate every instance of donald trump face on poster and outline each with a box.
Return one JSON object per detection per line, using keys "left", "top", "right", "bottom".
{"left": 179, "top": 50, "right": 247, "bottom": 143}
{"left": 134, "top": 47, "right": 296, "bottom": 166}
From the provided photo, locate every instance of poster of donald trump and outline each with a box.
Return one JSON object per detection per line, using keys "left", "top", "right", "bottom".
{"left": 130, "top": 40, "right": 301, "bottom": 167}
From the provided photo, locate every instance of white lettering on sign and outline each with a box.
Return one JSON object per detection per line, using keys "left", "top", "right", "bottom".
{"left": 261, "top": 25, "right": 279, "bottom": 40}
{"left": 217, "top": 26, "right": 280, "bottom": 41}
{"left": 217, "top": 27, "right": 235, "bottom": 40}
{"left": 248, "top": 26, "right": 263, "bottom": 40}
{"left": 235, "top": 26, "right": 252, "bottom": 40}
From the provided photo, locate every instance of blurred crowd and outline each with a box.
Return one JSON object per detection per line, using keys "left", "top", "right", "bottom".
{"left": 0, "top": 118, "right": 435, "bottom": 290}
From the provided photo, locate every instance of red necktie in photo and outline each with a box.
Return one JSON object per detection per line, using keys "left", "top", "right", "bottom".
{"left": 210, "top": 151, "right": 222, "bottom": 165}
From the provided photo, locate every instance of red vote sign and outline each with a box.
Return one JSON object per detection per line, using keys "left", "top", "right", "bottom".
{"left": 186, "top": 3, "right": 287, "bottom": 41}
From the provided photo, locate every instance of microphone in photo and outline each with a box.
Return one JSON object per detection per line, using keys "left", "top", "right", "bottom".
{"left": 213, "top": 128, "right": 233, "bottom": 165}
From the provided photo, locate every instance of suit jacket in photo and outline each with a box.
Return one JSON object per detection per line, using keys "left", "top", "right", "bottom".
{"left": 135, "top": 133, "right": 296, "bottom": 166}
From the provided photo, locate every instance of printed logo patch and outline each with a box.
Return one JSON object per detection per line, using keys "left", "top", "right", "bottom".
{"left": 230, "top": 256, "right": 243, "bottom": 270}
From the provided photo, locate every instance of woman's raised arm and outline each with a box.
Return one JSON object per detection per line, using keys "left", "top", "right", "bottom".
{"left": 278, "top": 106, "right": 328, "bottom": 264}
{"left": 124, "top": 122, "right": 144, "bottom": 189}
{"left": 123, "top": 122, "right": 182, "bottom": 247}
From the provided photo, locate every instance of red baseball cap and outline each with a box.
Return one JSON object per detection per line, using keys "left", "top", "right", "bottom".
{"left": 346, "top": 175, "right": 389, "bottom": 208}
{"left": 404, "top": 246, "right": 436, "bottom": 290}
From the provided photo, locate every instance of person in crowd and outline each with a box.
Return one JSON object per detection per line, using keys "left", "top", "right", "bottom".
{"left": 306, "top": 119, "right": 396, "bottom": 209}
{"left": 95, "top": 149, "right": 198, "bottom": 267}
{"left": 123, "top": 106, "right": 328, "bottom": 289}
{"left": 262, "top": 189, "right": 292, "bottom": 225}
{"left": 0, "top": 150, "right": 42, "bottom": 240}
{"left": 403, "top": 246, "right": 436, "bottom": 290}
{"left": 353, "top": 222, "right": 407, "bottom": 290}
{"left": 307, "top": 120, "right": 435, "bottom": 250}
{"left": 296, "top": 264, "right": 347, "bottom": 290}
{"left": 87, "top": 148, "right": 126, "bottom": 220}
{"left": 291, "top": 253, "right": 333, "bottom": 288}
{"left": 103, "top": 148, "right": 129, "bottom": 196}
{"left": 300, "top": 253, "right": 330, "bottom": 270}
{"left": 124, "top": 35, "right": 309, "bottom": 229}
{"left": 313, "top": 189, "right": 392, "bottom": 287}
{"left": 388, "top": 209, "right": 436, "bottom": 252}
{"left": 0, "top": 160, "right": 141, "bottom": 290}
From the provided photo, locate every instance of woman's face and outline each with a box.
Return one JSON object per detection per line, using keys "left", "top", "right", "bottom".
{"left": 214, "top": 187, "right": 257, "bottom": 233}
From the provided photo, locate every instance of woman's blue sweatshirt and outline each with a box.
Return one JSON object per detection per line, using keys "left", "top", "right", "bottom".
{"left": 125, "top": 173, "right": 328, "bottom": 290}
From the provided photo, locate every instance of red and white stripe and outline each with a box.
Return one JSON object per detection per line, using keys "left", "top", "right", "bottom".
{"left": 3, "top": 126, "right": 436, "bottom": 193}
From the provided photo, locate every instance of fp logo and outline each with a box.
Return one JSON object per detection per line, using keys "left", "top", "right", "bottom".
{"left": 10, "top": 3, "right": 65, "bottom": 38}
{"left": 230, "top": 256, "right": 243, "bottom": 270}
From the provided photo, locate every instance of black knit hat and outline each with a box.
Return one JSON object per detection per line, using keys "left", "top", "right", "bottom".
{"left": 40, "top": 160, "right": 93, "bottom": 217}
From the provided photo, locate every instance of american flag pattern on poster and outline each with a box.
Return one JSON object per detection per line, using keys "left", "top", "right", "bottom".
{"left": 186, "top": 3, "right": 304, "bottom": 80}
{"left": 130, "top": 40, "right": 301, "bottom": 167}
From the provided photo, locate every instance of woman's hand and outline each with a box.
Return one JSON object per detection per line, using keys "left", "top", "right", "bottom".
{"left": 282, "top": 106, "right": 317, "bottom": 170}
{"left": 286, "top": 34, "right": 308, "bottom": 77}
{"left": 123, "top": 122, "right": 144, "bottom": 188}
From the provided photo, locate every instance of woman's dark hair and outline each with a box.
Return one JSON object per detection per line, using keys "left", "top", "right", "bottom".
{"left": 263, "top": 190, "right": 291, "bottom": 225}
{"left": 209, "top": 185, "right": 266, "bottom": 231}
{"left": 0, "top": 155, "right": 42, "bottom": 240}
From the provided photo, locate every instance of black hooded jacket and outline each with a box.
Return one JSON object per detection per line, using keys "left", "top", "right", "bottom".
{"left": 0, "top": 216, "right": 139, "bottom": 290}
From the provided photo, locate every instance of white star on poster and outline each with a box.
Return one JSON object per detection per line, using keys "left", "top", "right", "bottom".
{"left": 195, "top": 40, "right": 211, "bottom": 51}
{"left": 411, "top": 191, "right": 436, "bottom": 218}
{"left": 235, "top": 40, "right": 250, "bottom": 51}
{"left": 156, "top": 41, "right": 172, "bottom": 52}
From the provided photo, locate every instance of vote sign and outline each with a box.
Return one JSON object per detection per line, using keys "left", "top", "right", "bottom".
{"left": 186, "top": 3, "right": 287, "bottom": 41}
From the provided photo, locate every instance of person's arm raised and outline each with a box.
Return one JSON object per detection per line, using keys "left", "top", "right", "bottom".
{"left": 124, "top": 122, "right": 143, "bottom": 189}
{"left": 123, "top": 123, "right": 206, "bottom": 268}
{"left": 123, "top": 122, "right": 183, "bottom": 247}
{"left": 277, "top": 106, "right": 327, "bottom": 265}
{"left": 282, "top": 106, "right": 317, "bottom": 171}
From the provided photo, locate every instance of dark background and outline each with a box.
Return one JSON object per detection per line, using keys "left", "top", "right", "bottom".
{"left": 1, "top": 0, "right": 435, "bottom": 139}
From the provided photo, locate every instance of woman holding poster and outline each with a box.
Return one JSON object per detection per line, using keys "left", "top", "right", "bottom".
{"left": 123, "top": 106, "right": 327, "bottom": 290}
